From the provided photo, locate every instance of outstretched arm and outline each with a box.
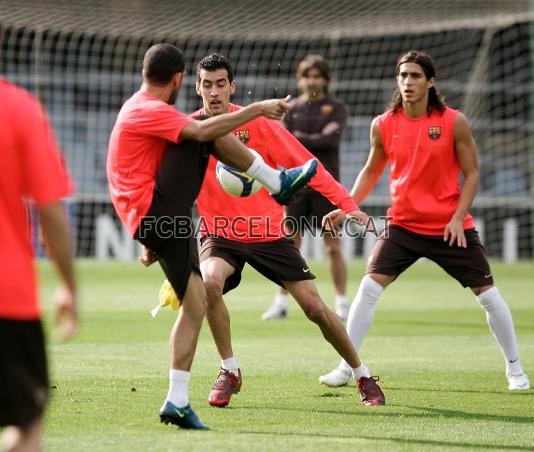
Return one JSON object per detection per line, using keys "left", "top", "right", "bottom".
{"left": 180, "top": 96, "right": 291, "bottom": 142}
{"left": 444, "top": 112, "right": 479, "bottom": 248}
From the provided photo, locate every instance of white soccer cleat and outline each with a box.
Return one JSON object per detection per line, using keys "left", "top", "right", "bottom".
{"left": 335, "top": 302, "right": 350, "bottom": 321}
{"left": 261, "top": 305, "right": 287, "bottom": 320}
{"left": 319, "top": 367, "right": 352, "bottom": 387}
{"left": 507, "top": 373, "right": 530, "bottom": 390}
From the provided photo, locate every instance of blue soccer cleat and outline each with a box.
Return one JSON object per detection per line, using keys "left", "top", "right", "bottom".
{"left": 159, "top": 401, "right": 209, "bottom": 430}
{"left": 272, "top": 158, "right": 318, "bottom": 205}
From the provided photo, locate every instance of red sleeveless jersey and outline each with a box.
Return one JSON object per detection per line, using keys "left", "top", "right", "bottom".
{"left": 377, "top": 107, "right": 474, "bottom": 235}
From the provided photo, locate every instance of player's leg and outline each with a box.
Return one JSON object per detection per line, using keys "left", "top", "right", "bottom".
{"left": 263, "top": 193, "right": 308, "bottom": 320}
{"left": 212, "top": 135, "right": 318, "bottom": 204}
{"left": 159, "top": 271, "right": 209, "bottom": 430}
{"left": 429, "top": 229, "right": 528, "bottom": 390}
{"left": 284, "top": 279, "right": 384, "bottom": 406}
{"left": 323, "top": 232, "right": 349, "bottom": 319}
{"left": 2, "top": 418, "right": 42, "bottom": 452}
{"left": 199, "top": 245, "right": 244, "bottom": 407}
{"left": 320, "top": 226, "right": 419, "bottom": 387}
{"left": 263, "top": 234, "right": 302, "bottom": 320}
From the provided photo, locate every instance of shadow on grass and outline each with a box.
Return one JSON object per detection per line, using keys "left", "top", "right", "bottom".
{"left": 236, "top": 402, "right": 534, "bottom": 425}
{"left": 238, "top": 431, "right": 534, "bottom": 450}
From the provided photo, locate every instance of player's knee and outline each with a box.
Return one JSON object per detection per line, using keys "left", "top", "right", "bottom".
{"left": 302, "top": 297, "right": 328, "bottom": 323}
{"left": 475, "top": 286, "right": 503, "bottom": 312}
{"left": 202, "top": 276, "right": 225, "bottom": 304}
{"left": 324, "top": 242, "right": 341, "bottom": 258}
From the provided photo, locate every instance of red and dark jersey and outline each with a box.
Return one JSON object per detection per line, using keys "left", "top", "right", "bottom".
{"left": 376, "top": 107, "right": 474, "bottom": 235}
{"left": 195, "top": 104, "right": 358, "bottom": 242}
{"left": 0, "top": 79, "right": 73, "bottom": 320}
{"left": 283, "top": 95, "right": 347, "bottom": 180}
{"left": 107, "top": 90, "right": 193, "bottom": 236}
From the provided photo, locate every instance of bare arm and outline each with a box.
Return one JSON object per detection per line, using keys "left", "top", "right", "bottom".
{"left": 350, "top": 118, "right": 388, "bottom": 204}
{"left": 444, "top": 112, "right": 479, "bottom": 247}
{"left": 39, "top": 201, "right": 78, "bottom": 340}
{"left": 180, "top": 96, "right": 291, "bottom": 142}
{"left": 323, "top": 118, "right": 387, "bottom": 229}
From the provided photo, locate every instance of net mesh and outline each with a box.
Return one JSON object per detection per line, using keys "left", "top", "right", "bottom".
{"left": 1, "top": 0, "right": 533, "bottom": 259}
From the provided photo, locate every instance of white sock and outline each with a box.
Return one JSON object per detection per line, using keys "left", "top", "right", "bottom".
{"left": 165, "top": 369, "right": 190, "bottom": 408}
{"left": 335, "top": 294, "right": 348, "bottom": 306}
{"left": 476, "top": 286, "right": 524, "bottom": 375}
{"left": 245, "top": 156, "right": 281, "bottom": 193}
{"left": 273, "top": 292, "right": 289, "bottom": 309}
{"left": 351, "top": 363, "right": 371, "bottom": 380}
{"left": 338, "top": 276, "right": 384, "bottom": 372}
{"left": 221, "top": 357, "right": 239, "bottom": 376}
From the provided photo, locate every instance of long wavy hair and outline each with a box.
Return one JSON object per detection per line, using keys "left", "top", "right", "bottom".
{"left": 389, "top": 50, "right": 446, "bottom": 115}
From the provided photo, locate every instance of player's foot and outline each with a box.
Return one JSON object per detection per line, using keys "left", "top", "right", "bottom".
{"left": 272, "top": 158, "right": 318, "bottom": 205}
{"left": 159, "top": 401, "right": 209, "bottom": 430}
{"left": 261, "top": 304, "right": 287, "bottom": 320}
{"left": 507, "top": 372, "right": 530, "bottom": 390}
{"left": 335, "top": 301, "right": 350, "bottom": 321}
{"left": 208, "top": 368, "right": 242, "bottom": 407}
{"left": 357, "top": 376, "right": 385, "bottom": 406}
{"left": 319, "top": 366, "right": 352, "bottom": 387}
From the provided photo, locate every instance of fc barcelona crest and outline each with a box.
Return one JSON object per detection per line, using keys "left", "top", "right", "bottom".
{"left": 428, "top": 126, "right": 442, "bottom": 140}
{"left": 235, "top": 129, "right": 250, "bottom": 144}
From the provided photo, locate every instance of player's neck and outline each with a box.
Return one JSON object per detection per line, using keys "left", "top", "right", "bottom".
{"left": 402, "top": 101, "right": 428, "bottom": 119}
{"left": 141, "top": 83, "right": 173, "bottom": 103}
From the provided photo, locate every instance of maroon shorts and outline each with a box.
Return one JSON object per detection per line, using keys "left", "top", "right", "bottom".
{"left": 0, "top": 318, "right": 48, "bottom": 428}
{"left": 367, "top": 226, "right": 494, "bottom": 288}
{"left": 199, "top": 236, "right": 315, "bottom": 293}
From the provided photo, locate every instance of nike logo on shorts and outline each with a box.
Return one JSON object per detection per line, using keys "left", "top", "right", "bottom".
{"left": 303, "top": 268, "right": 310, "bottom": 273}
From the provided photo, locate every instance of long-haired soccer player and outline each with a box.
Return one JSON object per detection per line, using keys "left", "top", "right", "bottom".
{"left": 319, "top": 50, "right": 529, "bottom": 391}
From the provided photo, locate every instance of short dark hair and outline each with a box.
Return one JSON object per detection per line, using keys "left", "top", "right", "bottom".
{"left": 390, "top": 49, "right": 446, "bottom": 115}
{"left": 296, "top": 54, "right": 330, "bottom": 82}
{"left": 196, "top": 54, "right": 234, "bottom": 83}
{"left": 142, "top": 43, "right": 185, "bottom": 86}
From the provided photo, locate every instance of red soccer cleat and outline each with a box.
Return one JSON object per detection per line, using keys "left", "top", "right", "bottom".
{"left": 208, "top": 368, "right": 242, "bottom": 407}
{"left": 357, "top": 376, "right": 385, "bottom": 406}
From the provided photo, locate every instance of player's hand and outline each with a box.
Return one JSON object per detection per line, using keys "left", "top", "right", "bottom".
{"left": 444, "top": 216, "right": 467, "bottom": 247}
{"left": 53, "top": 286, "right": 78, "bottom": 341}
{"left": 258, "top": 95, "right": 291, "bottom": 120}
{"left": 139, "top": 246, "right": 159, "bottom": 267}
{"left": 346, "top": 210, "right": 370, "bottom": 228}
{"left": 322, "top": 209, "right": 345, "bottom": 231}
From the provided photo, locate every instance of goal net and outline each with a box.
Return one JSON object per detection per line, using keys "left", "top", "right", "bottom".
{"left": 1, "top": 0, "right": 533, "bottom": 260}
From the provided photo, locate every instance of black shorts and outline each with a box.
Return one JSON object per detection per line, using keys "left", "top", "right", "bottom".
{"left": 199, "top": 236, "right": 315, "bottom": 293}
{"left": 285, "top": 190, "right": 336, "bottom": 233}
{"left": 367, "top": 225, "right": 494, "bottom": 288}
{"left": 135, "top": 139, "right": 213, "bottom": 300}
{"left": 0, "top": 318, "right": 48, "bottom": 428}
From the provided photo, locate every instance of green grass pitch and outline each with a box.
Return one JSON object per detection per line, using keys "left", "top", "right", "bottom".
{"left": 35, "top": 259, "right": 533, "bottom": 451}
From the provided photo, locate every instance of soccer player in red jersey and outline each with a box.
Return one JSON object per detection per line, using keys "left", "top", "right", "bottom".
{"left": 265, "top": 54, "right": 351, "bottom": 321}
{"left": 319, "top": 50, "right": 529, "bottom": 391}
{"left": 107, "top": 44, "right": 318, "bottom": 430}
{"left": 0, "top": 79, "right": 77, "bottom": 451}
{"left": 189, "top": 54, "right": 384, "bottom": 408}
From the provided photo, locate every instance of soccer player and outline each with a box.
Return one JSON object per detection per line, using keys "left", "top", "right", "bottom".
{"left": 107, "top": 44, "right": 318, "bottom": 430}
{"left": 319, "top": 50, "right": 530, "bottom": 391}
{"left": 0, "top": 79, "right": 77, "bottom": 451}
{"left": 190, "top": 53, "right": 384, "bottom": 408}
{"left": 263, "top": 55, "right": 350, "bottom": 321}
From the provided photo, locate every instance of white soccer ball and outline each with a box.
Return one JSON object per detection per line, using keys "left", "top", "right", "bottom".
{"left": 215, "top": 148, "right": 262, "bottom": 197}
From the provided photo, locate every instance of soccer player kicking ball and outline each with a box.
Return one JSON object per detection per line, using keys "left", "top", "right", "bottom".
{"left": 107, "top": 44, "right": 318, "bottom": 430}
{"left": 189, "top": 53, "right": 384, "bottom": 408}
{"left": 319, "top": 50, "right": 529, "bottom": 392}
